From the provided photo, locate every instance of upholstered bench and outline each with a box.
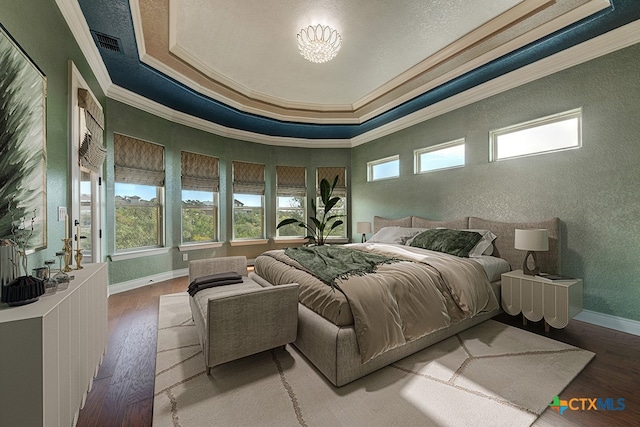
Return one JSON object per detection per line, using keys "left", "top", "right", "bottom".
{"left": 188, "top": 256, "right": 299, "bottom": 374}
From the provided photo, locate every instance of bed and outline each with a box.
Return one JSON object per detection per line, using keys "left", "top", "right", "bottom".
{"left": 250, "top": 216, "right": 560, "bottom": 386}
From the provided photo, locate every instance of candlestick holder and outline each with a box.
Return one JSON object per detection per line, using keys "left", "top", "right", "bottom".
{"left": 62, "top": 238, "right": 73, "bottom": 272}
{"left": 75, "top": 248, "right": 84, "bottom": 270}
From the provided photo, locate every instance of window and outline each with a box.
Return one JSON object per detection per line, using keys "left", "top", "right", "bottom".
{"left": 317, "top": 167, "right": 347, "bottom": 239}
{"left": 233, "top": 161, "right": 265, "bottom": 240}
{"left": 415, "top": 139, "right": 465, "bottom": 174}
{"left": 490, "top": 109, "right": 581, "bottom": 161}
{"left": 276, "top": 166, "right": 307, "bottom": 238}
{"left": 181, "top": 151, "right": 219, "bottom": 244}
{"left": 367, "top": 155, "right": 399, "bottom": 181}
{"left": 114, "top": 134, "right": 165, "bottom": 251}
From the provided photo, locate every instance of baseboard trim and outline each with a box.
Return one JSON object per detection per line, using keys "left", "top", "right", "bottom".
{"left": 574, "top": 309, "right": 640, "bottom": 337}
{"left": 108, "top": 268, "right": 189, "bottom": 296}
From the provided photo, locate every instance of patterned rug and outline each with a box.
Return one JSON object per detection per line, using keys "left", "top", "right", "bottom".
{"left": 153, "top": 293, "right": 594, "bottom": 427}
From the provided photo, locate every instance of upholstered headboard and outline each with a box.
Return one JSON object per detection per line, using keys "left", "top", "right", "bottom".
{"left": 372, "top": 215, "right": 560, "bottom": 274}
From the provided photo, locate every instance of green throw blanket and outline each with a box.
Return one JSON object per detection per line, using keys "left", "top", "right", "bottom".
{"left": 284, "top": 245, "right": 401, "bottom": 288}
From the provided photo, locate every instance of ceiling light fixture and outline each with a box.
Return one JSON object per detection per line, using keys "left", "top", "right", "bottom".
{"left": 297, "top": 24, "right": 342, "bottom": 64}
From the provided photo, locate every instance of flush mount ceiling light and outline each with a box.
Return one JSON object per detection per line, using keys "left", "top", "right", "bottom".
{"left": 297, "top": 24, "right": 342, "bottom": 64}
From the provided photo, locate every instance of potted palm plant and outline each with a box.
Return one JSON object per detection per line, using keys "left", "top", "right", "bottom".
{"left": 276, "top": 175, "right": 344, "bottom": 246}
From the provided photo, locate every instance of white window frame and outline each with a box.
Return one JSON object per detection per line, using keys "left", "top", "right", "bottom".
{"left": 367, "top": 155, "right": 400, "bottom": 182}
{"left": 276, "top": 195, "right": 306, "bottom": 238}
{"left": 181, "top": 190, "right": 219, "bottom": 244}
{"left": 232, "top": 194, "right": 265, "bottom": 241}
{"left": 114, "top": 183, "right": 165, "bottom": 252}
{"left": 489, "top": 108, "right": 582, "bottom": 162}
{"left": 414, "top": 138, "right": 466, "bottom": 174}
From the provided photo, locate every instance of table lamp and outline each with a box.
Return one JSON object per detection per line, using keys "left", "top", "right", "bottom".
{"left": 514, "top": 228, "right": 549, "bottom": 275}
{"left": 356, "top": 222, "right": 372, "bottom": 243}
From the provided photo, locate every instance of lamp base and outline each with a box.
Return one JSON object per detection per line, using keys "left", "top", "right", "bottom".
{"left": 522, "top": 251, "right": 540, "bottom": 276}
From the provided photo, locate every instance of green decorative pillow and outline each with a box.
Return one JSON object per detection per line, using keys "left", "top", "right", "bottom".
{"left": 409, "top": 229, "right": 483, "bottom": 257}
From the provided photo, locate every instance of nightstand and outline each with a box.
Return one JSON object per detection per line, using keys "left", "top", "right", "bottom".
{"left": 501, "top": 269, "right": 583, "bottom": 332}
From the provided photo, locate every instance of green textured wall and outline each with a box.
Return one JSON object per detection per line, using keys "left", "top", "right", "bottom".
{"left": 351, "top": 43, "right": 640, "bottom": 321}
{"left": 4, "top": 0, "right": 639, "bottom": 322}
{"left": 105, "top": 99, "right": 350, "bottom": 284}
{"left": 1, "top": 0, "right": 103, "bottom": 271}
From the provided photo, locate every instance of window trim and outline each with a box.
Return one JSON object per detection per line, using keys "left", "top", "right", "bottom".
{"left": 275, "top": 195, "right": 307, "bottom": 238}
{"left": 232, "top": 194, "right": 265, "bottom": 240}
{"left": 414, "top": 138, "right": 466, "bottom": 174}
{"left": 114, "top": 184, "right": 165, "bottom": 253}
{"left": 181, "top": 190, "right": 220, "bottom": 244}
{"left": 489, "top": 108, "right": 582, "bottom": 162}
{"left": 367, "top": 155, "right": 400, "bottom": 182}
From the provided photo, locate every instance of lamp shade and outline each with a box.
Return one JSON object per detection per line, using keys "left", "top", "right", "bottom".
{"left": 514, "top": 229, "right": 549, "bottom": 251}
{"left": 356, "top": 222, "right": 372, "bottom": 234}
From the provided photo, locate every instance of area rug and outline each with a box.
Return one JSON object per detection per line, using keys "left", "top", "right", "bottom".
{"left": 153, "top": 293, "right": 594, "bottom": 427}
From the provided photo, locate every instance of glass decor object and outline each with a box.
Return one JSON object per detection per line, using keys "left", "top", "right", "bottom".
{"left": 42, "top": 260, "right": 58, "bottom": 295}
{"left": 53, "top": 251, "right": 70, "bottom": 291}
{"left": 297, "top": 24, "right": 342, "bottom": 63}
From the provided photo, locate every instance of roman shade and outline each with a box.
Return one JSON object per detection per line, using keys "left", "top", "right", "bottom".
{"left": 114, "top": 134, "right": 165, "bottom": 186}
{"left": 77, "top": 88, "right": 106, "bottom": 174}
{"left": 181, "top": 151, "right": 220, "bottom": 192}
{"left": 317, "top": 166, "right": 346, "bottom": 196}
{"left": 276, "top": 166, "right": 306, "bottom": 197}
{"left": 233, "top": 161, "right": 265, "bottom": 195}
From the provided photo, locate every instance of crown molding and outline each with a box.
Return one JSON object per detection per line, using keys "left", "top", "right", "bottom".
{"left": 135, "top": 0, "right": 608, "bottom": 124}
{"left": 56, "top": 0, "right": 112, "bottom": 92}
{"left": 55, "top": 0, "right": 637, "bottom": 148}
{"left": 107, "top": 84, "right": 351, "bottom": 148}
{"left": 351, "top": 18, "right": 640, "bottom": 147}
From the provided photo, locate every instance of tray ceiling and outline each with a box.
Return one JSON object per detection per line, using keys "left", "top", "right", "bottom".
{"left": 71, "top": 0, "right": 638, "bottom": 144}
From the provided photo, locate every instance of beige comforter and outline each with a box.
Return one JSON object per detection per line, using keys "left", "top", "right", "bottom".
{"left": 255, "top": 243, "right": 499, "bottom": 363}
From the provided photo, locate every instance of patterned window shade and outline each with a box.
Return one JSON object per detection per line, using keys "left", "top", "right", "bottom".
{"left": 276, "top": 166, "right": 306, "bottom": 197}
{"left": 114, "top": 134, "right": 165, "bottom": 186}
{"left": 77, "top": 88, "right": 106, "bottom": 173}
{"left": 181, "top": 151, "right": 219, "bottom": 192}
{"left": 317, "top": 166, "right": 346, "bottom": 196}
{"left": 233, "top": 161, "right": 265, "bottom": 195}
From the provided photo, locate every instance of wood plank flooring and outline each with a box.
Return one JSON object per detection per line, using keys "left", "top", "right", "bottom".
{"left": 77, "top": 277, "right": 640, "bottom": 426}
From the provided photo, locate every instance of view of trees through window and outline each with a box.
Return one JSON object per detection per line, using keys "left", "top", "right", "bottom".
{"left": 277, "top": 196, "right": 306, "bottom": 237}
{"left": 233, "top": 194, "right": 264, "bottom": 239}
{"left": 115, "top": 183, "right": 162, "bottom": 250}
{"left": 317, "top": 196, "right": 346, "bottom": 238}
{"left": 182, "top": 190, "right": 217, "bottom": 243}
{"left": 114, "top": 170, "right": 348, "bottom": 248}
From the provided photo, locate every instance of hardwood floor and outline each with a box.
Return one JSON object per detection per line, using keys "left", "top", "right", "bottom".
{"left": 77, "top": 277, "right": 640, "bottom": 426}
{"left": 76, "top": 277, "right": 185, "bottom": 427}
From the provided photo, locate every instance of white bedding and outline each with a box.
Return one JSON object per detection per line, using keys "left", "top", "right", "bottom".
{"left": 469, "top": 255, "right": 512, "bottom": 282}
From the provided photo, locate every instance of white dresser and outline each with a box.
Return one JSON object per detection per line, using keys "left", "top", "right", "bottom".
{"left": 0, "top": 263, "right": 108, "bottom": 426}
{"left": 501, "top": 269, "right": 583, "bottom": 331}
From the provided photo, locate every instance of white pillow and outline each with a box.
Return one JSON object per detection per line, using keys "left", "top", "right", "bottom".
{"left": 368, "top": 227, "right": 426, "bottom": 245}
{"left": 463, "top": 229, "right": 497, "bottom": 257}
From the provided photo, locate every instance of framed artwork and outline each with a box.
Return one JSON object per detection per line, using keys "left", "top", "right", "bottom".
{"left": 0, "top": 23, "right": 47, "bottom": 251}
